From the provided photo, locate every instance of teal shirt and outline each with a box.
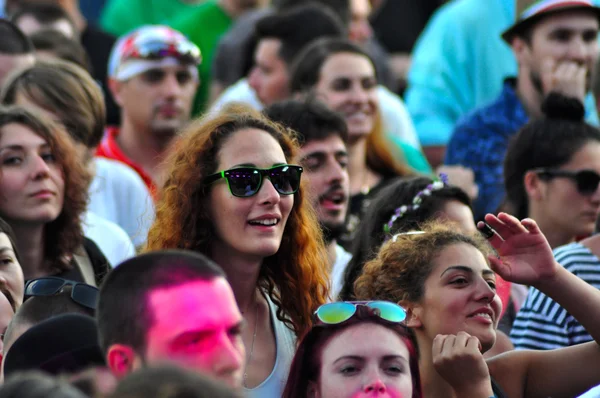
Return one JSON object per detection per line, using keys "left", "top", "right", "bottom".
{"left": 171, "top": 0, "right": 233, "bottom": 115}
{"left": 100, "top": 0, "right": 206, "bottom": 36}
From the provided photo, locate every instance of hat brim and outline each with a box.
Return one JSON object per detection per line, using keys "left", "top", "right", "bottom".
{"left": 502, "top": 5, "right": 600, "bottom": 43}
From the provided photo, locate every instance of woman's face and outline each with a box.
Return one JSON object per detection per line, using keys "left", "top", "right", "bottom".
{"left": 0, "top": 233, "right": 24, "bottom": 311}
{"left": 413, "top": 243, "right": 502, "bottom": 353}
{"left": 534, "top": 141, "right": 600, "bottom": 239}
{"left": 208, "top": 128, "right": 294, "bottom": 261}
{"left": 313, "top": 322, "right": 413, "bottom": 398}
{"left": 315, "top": 52, "right": 378, "bottom": 139}
{"left": 0, "top": 123, "right": 65, "bottom": 225}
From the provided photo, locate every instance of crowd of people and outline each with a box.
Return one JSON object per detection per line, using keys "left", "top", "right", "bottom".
{"left": 1, "top": 0, "right": 600, "bottom": 397}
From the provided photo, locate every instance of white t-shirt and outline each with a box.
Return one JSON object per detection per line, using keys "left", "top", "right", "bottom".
{"left": 88, "top": 157, "right": 155, "bottom": 247}
{"left": 211, "top": 78, "right": 422, "bottom": 150}
{"left": 82, "top": 212, "right": 136, "bottom": 267}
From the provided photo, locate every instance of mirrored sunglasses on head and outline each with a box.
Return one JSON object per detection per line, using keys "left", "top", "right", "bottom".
{"left": 126, "top": 38, "right": 201, "bottom": 65}
{"left": 24, "top": 277, "right": 98, "bottom": 311}
{"left": 314, "top": 301, "right": 407, "bottom": 325}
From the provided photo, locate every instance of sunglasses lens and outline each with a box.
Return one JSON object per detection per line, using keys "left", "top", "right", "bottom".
{"left": 270, "top": 166, "right": 302, "bottom": 195}
{"left": 367, "top": 301, "right": 407, "bottom": 323}
{"left": 316, "top": 302, "right": 357, "bottom": 324}
{"left": 73, "top": 284, "right": 99, "bottom": 310}
{"left": 25, "top": 278, "right": 65, "bottom": 296}
{"left": 226, "top": 169, "right": 262, "bottom": 197}
{"left": 577, "top": 171, "right": 600, "bottom": 195}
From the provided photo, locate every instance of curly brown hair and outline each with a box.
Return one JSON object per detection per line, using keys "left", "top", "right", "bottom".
{"left": 353, "top": 221, "right": 494, "bottom": 304}
{"left": 146, "top": 103, "right": 330, "bottom": 337}
{"left": 0, "top": 106, "right": 90, "bottom": 274}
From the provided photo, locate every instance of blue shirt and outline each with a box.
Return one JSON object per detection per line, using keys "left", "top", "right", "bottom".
{"left": 445, "top": 79, "right": 599, "bottom": 221}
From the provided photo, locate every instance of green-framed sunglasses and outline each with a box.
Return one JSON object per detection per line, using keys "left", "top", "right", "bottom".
{"left": 204, "top": 164, "right": 303, "bottom": 198}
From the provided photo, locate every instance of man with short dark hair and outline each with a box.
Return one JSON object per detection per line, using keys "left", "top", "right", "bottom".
{"left": 0, "top": 19, "right": 34, "bottom": 86}
{"left": 10, "top": 2, "right": 77, "bottom": 38}
{"left": 96, "top": 250, "right": 245, "bottom": 387}
{"left": 445, "top": 0, "right": 600, "bottom": 221}
{"left": 265, "top": 98, "right": 352, "bottom": 298}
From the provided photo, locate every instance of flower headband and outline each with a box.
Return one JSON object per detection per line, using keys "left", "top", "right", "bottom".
{"left": 383, "top": 174, "right": 449, "bottom": 234}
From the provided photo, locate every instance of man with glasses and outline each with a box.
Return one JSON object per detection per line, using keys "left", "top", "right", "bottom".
{"left": 96, "top": 251, "right": 245, "bottom": 387}
{"left": 98, "top": 25, "right": 201, "bottom": 196}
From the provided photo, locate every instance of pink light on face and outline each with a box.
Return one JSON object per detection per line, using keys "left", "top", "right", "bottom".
{"left": 351, "top": 388, "right": 405, "bottom": 398}
{"left": 144, "top": 278, "right": 245, "bottom": 387}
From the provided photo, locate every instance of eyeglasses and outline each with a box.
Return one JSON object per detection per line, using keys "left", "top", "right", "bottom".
{"left": 122, "top": 37, "right": 202, "bottom": 65}
{"left": 534, "top": 168, "right": 600, "bottom": 195}
{"left": 314, "top": 301, "right": 407, "bottom": 325}
{"left": 204, "top": 165, "right": 303, "bottom": 198}
{"left": 24, "top": 277, "right": 98, "bottom": 310}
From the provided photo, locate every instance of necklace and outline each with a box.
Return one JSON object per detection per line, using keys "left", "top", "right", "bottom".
{"left": 243, "top": 301, "right": 259, "bottom": 389}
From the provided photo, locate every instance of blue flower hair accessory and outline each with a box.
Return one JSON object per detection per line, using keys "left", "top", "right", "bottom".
{"left": 383, "top": 174, "right": 449, "bottom": 234}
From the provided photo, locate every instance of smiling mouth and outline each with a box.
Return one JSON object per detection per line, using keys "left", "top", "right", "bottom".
{"left": 248, "top": 219, "right": 279, "bottom": 226}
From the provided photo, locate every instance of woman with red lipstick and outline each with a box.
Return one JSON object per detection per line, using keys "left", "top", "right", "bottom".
{"left": 283, "top": 301, "right": 422, "bottom": 398}
{"left": 504, "top": 93, "right": 600, "bottom": 249}
{"left": 146, "top": 104, "right": 329, "bottom": 397}
{"left": 355, "top": 215, "right": 600, "bottom": 398}
{"left": 289, "top": 38, "right": 422, "bottom": 251}
{"left": 0, "top": 106, "right": 109, "bottom": 285}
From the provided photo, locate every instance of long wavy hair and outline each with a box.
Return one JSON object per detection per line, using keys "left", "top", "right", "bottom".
{"left": 0, "top": 106, "right": 90, "bottom": 274}
{"left": 282, "top": 305, "right": 422, "bottom": 398}
{"left": 290, "top": 37, "right": 413, "bottom": 178}
{"left": 146, "top": 104, "right": 330, "bottom": 337}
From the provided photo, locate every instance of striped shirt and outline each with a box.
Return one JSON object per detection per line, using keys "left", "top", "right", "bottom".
{"left": 510, "top": 242, "right": 600, "bottom": 350}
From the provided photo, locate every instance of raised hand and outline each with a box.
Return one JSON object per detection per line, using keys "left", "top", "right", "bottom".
{"left": 477, "top": 213, "right": 559, "bottom": 286}
{"left": 432, "top": 332, "right": 493, "bottom": 397}
{"left": 540, "top": 58, "right": 587, "bottom": 102}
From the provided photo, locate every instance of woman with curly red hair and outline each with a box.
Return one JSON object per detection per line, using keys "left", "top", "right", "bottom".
{"left": 146, "top": 104, "right": 330, "bottom": 396}
{"left": 0, "top": 106, "right": 109, "bottom": 286}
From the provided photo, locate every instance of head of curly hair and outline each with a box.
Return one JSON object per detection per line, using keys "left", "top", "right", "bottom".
{"left": 146, "top": 103, "right": 330, "bottom": 337}
{"left": 353, "top": 220, "right": 494, "bottom": 305}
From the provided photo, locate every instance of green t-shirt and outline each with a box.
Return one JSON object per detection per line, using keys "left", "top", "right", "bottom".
{"left": 100, "top": 0, "right": 206, "bottom": 37}
{"left": 171, "top": 1, "right": 233, "bottom": 115}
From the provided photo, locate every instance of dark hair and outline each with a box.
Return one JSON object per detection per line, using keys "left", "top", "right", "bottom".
{"left": 0, "top": 19, "right": 34, "bottom": 54}
{"left": 275, "top": 0, "right": 351, "bottom": 26}
{"left": 1, "top": 59, "right": 106, "bottom": 148}
{"left": 0, "top": 371, "right": 87, "bottom": 398}
{"left": 97, "top": 250, "right": 226, "bottom": 354}
{"left": 10, "top": 3, "right": 78, "bottom": 39}
{"left": 29, "top": 29, "right": 92, "bottom": 72}
{"left": 263, "top": 97, "right": 349, "bottom": 145}
{"left": 4, "top": 285, "right": 95, "bottom": 353}
{"left": 0, "top": 217, "right": 21, "bottom": 265}
{"left": 255, "top": 3, "right": 346, "bottom": 66}
{"left": 340, "top": 176, "right": 472, "bottom": 300}
{"left": 108, "top": 364, "right": 243, "bottom": 398}
{"left": 282, "top": 305, "right": 422, "bottom": 398}
{"left": 504, "top": 93, "right": 600, "bottom": 220}
{"left": 0, "top": 106, "right": 90, "bottom": 274}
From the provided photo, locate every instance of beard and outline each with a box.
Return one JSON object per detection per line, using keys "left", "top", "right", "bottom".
{"left": 320, "top": 221, "right": 346, "bottom": 244}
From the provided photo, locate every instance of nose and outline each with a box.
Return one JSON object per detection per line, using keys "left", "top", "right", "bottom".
{"left": 474, "top": 277, "right": 496, "bottom": 303}
{"left": 363, "top": 371, "right": 387, "bottom": 393}
{"left": 30, "top": 155, "right": 51, "bottom": 180}
{"left": 256, "top": 177, "right": 281, "bottom": 205}
{"left": 248, "top": 67, "right": 260, "bottom": 92}
{"left": 568, "top": 37, "right": 589, "bottom": 63}
{"left": 212, "top": 333, "right": 244, "bottom": 382}
{"left": 160, "top": 72, "right": 183, "bottom": 97}
{"left": 326, "top": 160, "right": 346, "bottom": 184}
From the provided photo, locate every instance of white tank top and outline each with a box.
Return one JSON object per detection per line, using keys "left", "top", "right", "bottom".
{"left": 245, "top": 293, "right": 297, "bottom": 398}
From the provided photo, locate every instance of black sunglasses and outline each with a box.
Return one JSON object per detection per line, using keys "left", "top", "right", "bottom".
{"left": 534, "top": 168, "right": 600, "bottom": 195}
{"left": 24, "top": 277, "right": 98, "bottom": 310}
{"left": 204, "top": 165, "right": 303, "bottom": 198}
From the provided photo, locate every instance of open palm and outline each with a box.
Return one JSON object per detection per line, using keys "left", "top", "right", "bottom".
{"left": 479, "top": 213, "right": 558, "bottom": 286}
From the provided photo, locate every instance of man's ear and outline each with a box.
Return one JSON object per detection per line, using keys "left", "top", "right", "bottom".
{"left": 106, "top": 344, "right": 138, "bottom": 379}
{"left": 107, "top": 78, "right": 125, "bottom": 107}
{"left": 400, "top": 300, "right": 422, "bottom": 329}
